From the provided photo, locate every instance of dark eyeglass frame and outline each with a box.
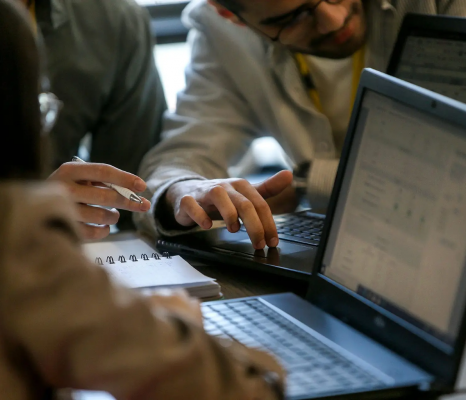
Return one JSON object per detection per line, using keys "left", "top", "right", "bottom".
{"left": 238, "top": 0, "right": 345, "bottom": 44}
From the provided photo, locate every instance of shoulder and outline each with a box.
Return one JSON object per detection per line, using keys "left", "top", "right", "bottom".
{"left": 183, "top": 0, "right": 238, "bottom": 33}
{"left": 62, "top": 0, "right": 149, "bottom": 33}
{"left": 183, "top": 0, "right": 266, "bottom": 55}
{"left": 183, "top": 0, "right": 213, "bottom": 27}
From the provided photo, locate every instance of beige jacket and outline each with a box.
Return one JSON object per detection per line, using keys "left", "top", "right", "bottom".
{"left": 0, "top": 183, "right": 284, "bottom": 400}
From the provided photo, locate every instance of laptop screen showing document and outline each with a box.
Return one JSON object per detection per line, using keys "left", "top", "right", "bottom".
{"left": 387, "top": 14, "right": 466, "bottom": 104}
{"left": 394, "top": 35, "right": 466, "bottom": 103}
{"left": 321, "top": 89, "right": 466, "bottom": 349}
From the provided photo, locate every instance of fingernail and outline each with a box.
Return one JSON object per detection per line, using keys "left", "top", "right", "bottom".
{"left": 255, "top": 240, "right": 266, "bottom": 250}
{"left": 134, "top": 179, "right": 146, "bottom": 192}
{"left": 269, "top": 237, "right": 279, "bottom": 248}
{"left": 203, "top": 220, "right": 212, "bottom": 229}
{"left": 140, "top": 200, "right": 150, "bottom": 211}
{"left": 229, "top": 222, "right": 240, "bottom": 232}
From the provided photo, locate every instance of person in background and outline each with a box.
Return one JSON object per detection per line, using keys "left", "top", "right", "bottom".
{"left": 0, "top": 2, "right": 285, "bottom": 399}
{"left": 17, "top": 0, "right": 166, "bottom": 236}
{"left": 136, "top": 0, "right": 466, "bottom": 250}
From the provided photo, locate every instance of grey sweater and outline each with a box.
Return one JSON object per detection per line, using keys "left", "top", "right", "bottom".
{"left": 38, "top": 0, "right": 167, "bottom": 229}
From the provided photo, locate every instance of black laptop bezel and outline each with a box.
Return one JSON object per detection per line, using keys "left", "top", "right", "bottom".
{"left": 307, "top": 69, "right": 466, "bottom": 388}
{"left": 387, "top": 13, "right": 466, "bottom": 77}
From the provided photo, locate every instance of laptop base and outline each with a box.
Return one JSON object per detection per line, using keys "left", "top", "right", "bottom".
{"left": 203, "top": 293, "right": 433, "bottom": 399}
{"left": 158, "top": 228, "right": 317, "bottom": 281}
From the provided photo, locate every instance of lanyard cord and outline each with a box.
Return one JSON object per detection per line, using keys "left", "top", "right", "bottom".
{"left": 28, "top": 0, "right": 38, "bottom": 34}
{"left": 294, "top": 46, "right": 366, "bottom": 115}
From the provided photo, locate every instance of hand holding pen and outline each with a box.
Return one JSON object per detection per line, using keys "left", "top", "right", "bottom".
{"left": 48, "top": 158, "right": 151, "bottom": 241}
{"left": 72, "top": 156, "right": 143, "bottom": 203}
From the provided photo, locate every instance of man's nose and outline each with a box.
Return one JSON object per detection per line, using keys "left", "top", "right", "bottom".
{"left": 314, "top": 2, "right": 348, "bottom": 35}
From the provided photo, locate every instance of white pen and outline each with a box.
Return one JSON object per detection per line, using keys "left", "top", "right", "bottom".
{"left": 71, "top": 156, "right": 143, "bottom": 204}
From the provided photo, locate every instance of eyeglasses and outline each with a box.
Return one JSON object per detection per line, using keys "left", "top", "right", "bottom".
{"left": 240, "top": 0, "right": 345, "bottom": 45}
{"left": 39, "top": 92, "right": 63, "bottom": 135}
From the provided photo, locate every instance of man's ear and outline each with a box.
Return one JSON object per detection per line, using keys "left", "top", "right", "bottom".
{"left": 207, "top": 0, "right": 245, "bottom": 25}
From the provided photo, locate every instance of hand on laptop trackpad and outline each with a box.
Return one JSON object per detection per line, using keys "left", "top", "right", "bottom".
{"left": 219, "top": 239, "right": 310, "bottom": 258}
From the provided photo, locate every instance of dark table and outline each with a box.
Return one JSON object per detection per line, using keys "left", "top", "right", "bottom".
{"left": 190, "top": 259, "right": 309, "bottom": 300}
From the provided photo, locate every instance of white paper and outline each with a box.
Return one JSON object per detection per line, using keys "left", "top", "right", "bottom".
{"left": 83, "top": 238, "right": 157, "bottom": 262}
{"left": 82, "top": 238, "right": 214, "bottom": 289}
{"left": 100, "top": 256, "right": 212, "bottom": 288}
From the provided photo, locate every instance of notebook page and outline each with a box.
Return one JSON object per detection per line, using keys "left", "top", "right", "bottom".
{"left": 82, "top": 238, "right": 214, "bottom": 289}
{"left": 98, "top": 257, "right": 212, "bottom": 288}
{"left": 83, "top": 238, "right": 156, "bottom": 261}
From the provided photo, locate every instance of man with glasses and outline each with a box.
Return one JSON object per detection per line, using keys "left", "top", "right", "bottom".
{"left": 137, "top": 0, "right": 466, "bottom": 249}
{"left": 17, "top": 0, "right": 165, "bottom": 240}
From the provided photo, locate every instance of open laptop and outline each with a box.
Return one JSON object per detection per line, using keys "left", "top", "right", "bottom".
{"left": 78, "top": 68, "right": 466, "bottom": 400}
{"left": 158, "top": 14, "right": 466, "bottom": 280}
{"left": 201, "top": 69, "right": 466, "bottom": 399}
{"left": 387, "top": 13, "right": 466, "bottom": 104}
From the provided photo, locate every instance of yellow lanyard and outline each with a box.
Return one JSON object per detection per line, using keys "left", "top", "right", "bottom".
{"left": 294, "top": 46, "right": 366, "bottom": 115}
{"left": 28, "top": 0, "right": 38, "bottom": 34}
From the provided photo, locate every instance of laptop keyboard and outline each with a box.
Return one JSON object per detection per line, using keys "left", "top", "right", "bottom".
{"left": 202, "top": 299, "right": 383, "bottom": 398}
{"left": 240, "top": 211, "right": 325, "bottom": 246}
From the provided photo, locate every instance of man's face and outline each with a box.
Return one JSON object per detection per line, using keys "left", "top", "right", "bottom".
{"left": 236, "top": 0, "right": 366, "bottom": 58}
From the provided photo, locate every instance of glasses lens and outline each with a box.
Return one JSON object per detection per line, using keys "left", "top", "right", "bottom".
{"left": 39, "top": 92, "right": 62, "bottom": 135}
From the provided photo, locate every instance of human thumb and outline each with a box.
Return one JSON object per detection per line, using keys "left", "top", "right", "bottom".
{"left": 254, "top": 170, "right": 293, "bottom": 199}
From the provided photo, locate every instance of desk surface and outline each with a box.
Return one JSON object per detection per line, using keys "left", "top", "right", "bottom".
{"left": 191, "top": 260, "right": 309, "bottom": 300}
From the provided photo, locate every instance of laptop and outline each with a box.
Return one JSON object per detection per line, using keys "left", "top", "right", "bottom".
{"left": 387, "top": 13, "right": 466, "bottom": 104}
{"left": 201, "top": 69, "right": 466, "bottom": 399}
{"left": 158, "top": 14, "right": 466, "bottom": 279}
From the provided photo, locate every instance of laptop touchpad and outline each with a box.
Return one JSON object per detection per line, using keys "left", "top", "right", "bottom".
{"left": 219, "top": 239, "right": 310, "bottom": 258}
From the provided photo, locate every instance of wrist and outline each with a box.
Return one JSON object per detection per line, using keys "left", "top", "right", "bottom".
{"left": 156, "top": 180, "right": 204, "bottom": 231}
{"left": 155, "top": 188, "right": 182, "bottom": 231}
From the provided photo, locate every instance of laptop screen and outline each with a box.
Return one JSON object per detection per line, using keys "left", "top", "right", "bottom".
{"left": 322, "top": 89, "right": 466, "bottom": 348}
{"left": 394, "top": 34, "right": 466, "bottom": 103}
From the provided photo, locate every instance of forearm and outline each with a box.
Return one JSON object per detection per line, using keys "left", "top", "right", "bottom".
{"left": 135, "top": 120, "right": 254, "bottom": 237}
{"left": 134, "top": 22, "right": 262, "bottom": 236}
{"left": 154, "top": 180, "right": 205, "bottom": 232}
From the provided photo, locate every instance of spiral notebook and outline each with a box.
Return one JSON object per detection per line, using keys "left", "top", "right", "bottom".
{"left": 83, "top": 237, "right": 221, "bottom": 299}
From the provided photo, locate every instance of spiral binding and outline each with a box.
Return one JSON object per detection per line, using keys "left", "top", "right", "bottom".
{"left": 94, "top": 252, "right": 170, "bottom": 265}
